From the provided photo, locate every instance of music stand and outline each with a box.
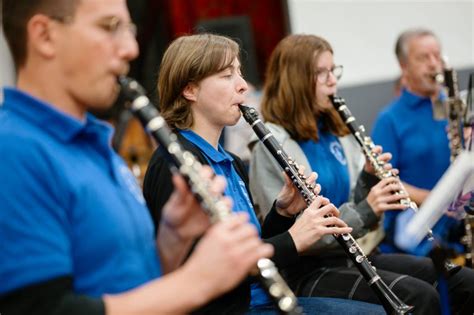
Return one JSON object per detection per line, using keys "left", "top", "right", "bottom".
{"left": 395, "top": 151, "right": 474, "bottom": 254}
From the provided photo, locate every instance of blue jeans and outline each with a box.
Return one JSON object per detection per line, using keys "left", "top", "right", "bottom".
{"left": 247, "top": 297, "right": 385, "bottom": 314}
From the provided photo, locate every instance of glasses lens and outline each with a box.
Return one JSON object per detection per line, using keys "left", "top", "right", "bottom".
{"left": 317, "top": 70, "right": 328, "bottom": 83}
{"left": 333, "top": 65, "right": 343, "bottom": 80}
{"left": 128, "top": 23, "right": 138, "bottom": 37}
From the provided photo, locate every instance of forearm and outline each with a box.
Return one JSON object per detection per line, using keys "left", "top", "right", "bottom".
{"left": 263, "top": 231, "right": 299, "bottom": 268}
{"left": 261, "top": 202, "right": 296, "bottom": 238}
{"left": 156, "top": 222, "right": 196, "bottom": 274}
{"left": 402, "top": 182, "right": 429, "bottom": 205}
{"left": 353, "top": 169, "right": 380, "bottom": 204}
{"left": 104, "top": 264, "right": 215, "bottom": 315}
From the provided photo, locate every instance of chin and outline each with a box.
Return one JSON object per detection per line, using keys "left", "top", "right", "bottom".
{"left": 227, "top": 113, "right": 241, "bottom": 126}
{"left": 89, "top": 90, "right": 120, "bottom": 113}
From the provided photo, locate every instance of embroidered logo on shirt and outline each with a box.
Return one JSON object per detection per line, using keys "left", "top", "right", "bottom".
{"left": 119, "top": 164, "right": 146, "bottom": 205}
{"left": 238, "top": 180, "right": 254, "bottom": 210}
{"left": 330, "top": 141, "right": 347, "bottom": 165}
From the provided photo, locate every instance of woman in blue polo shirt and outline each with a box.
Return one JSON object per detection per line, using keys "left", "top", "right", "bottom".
{"left": 248, "top": 33, "right": 474, "bottom": 314}
{"left": 142, "top": 33, "right": 386, "bottom": 314}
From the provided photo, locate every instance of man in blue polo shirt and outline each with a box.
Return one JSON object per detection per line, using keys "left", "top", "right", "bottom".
{"left": 0, "top": 1, "right": 273, "bottom": 314}
{"left": 371, "top": 28, "right": 457, "bottom": 253}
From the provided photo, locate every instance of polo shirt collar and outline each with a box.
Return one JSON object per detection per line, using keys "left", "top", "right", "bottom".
{"left": 3, "top": 87, "right": 113, "bottom": 143}
{"left": 401, "top": 88, "right": 446, "bottom": 108}
{"left": 179, "top": 129, "right": 233, "bottom": 163}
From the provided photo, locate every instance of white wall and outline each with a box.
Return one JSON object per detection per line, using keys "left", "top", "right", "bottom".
{"left": 1, "top": 15, "right": 16, "bottom": 103}
{"left": 288, "top": 0, "right": 474, "bottom": 87}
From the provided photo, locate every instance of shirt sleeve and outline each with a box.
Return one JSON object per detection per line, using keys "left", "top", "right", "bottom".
{"left": 0, "top": 137, "right": 73, "bottom": 295}
{"left": 371, "top": 110, "right": 399, "bottom": 169}
{"left": 142, "top": 147, "right": 175, "bottom": 231}
{"left": 0, "top": 276, "right": 105, "bottom": 315}
{"left": 249, "top": 140, "right": 286, "bottom": 221}
{"left": 261, "top": 204, "right": 300, "bottom": 268}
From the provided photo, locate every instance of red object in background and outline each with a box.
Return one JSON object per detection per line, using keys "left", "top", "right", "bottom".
{"left": 164, "top": 0, "right": 289, "bottom": 82}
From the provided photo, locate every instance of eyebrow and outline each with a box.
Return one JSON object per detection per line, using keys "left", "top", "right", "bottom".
{"left": 96, "top": 15, "right": 131, "bottom": 23}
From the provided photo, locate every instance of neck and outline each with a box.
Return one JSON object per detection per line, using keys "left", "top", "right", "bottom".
{"left": 190, "top": 119, "right": 222, "bottom": 149}
{"left": 17, "top": 65, "right": 86, "bottom": 121}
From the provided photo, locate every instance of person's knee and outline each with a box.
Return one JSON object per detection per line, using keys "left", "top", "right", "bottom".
{"left": 394, "top": 277, "right": 440, "bottom": 313}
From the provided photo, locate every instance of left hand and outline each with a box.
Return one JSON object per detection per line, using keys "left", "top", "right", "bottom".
{"left": 364, "top": 145, "right": 398, "bottom": 176}
{"left": 275, "top": 165, "right": 321, "bottom": 217}
{"left": 160, "top": 167, "right": 230, "bottom": 241}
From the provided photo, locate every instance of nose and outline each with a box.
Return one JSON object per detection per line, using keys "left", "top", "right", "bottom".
{"left": 118, "top": 34, "right": 139, "bottom": 61}
{"left": 427, "top": 53, "right": 441, "bottom": 69}
{"left": 326, "top": 71, "right": 338, "bottom": 85}
{"left": 237, "top": 74, "right": 249, "bottom": 94}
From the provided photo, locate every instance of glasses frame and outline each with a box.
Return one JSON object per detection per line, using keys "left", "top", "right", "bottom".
{"left": 49, "top": 15, "right": 137, "bottom": 39}
{"left": 315, "top": 65, "right": 344, "bottom": 84}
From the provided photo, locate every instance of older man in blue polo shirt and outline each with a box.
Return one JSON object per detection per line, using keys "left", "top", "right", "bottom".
{"left": 372, "top": 28, "right": 457, "bottom": 253}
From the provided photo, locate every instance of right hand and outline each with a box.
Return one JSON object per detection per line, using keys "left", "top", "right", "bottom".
{"left": 288, "top": 196, "right": 353, "bottom": 253}
{"left": 184, "top": 213, "right": 274, "bottom": 297}
{"left": 366, "top": 177, "right": 408, "bottom": 216}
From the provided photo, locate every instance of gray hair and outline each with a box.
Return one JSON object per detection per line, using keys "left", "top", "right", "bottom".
{"left": 395, "top": 28, "right": 440, "bottom": 63}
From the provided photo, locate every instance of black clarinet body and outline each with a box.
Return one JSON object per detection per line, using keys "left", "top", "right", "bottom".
{"left": 239, "top": 104, "right": 413, "bottom": 314}
{"left": 330, "top": 95, "right": 461, "bottom": 275}
{"left": 330, "top": 96, "right": 422, "bottom": 213}
{"left": 443, "top": 62, "right": 465, "bottom": 162}
{"left": 118, "top": 76, "right": 303, "bottom": 315}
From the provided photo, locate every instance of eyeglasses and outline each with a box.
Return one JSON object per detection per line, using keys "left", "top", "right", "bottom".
{"left": 49, "top": 15, "right": 137, "bottom": 39}
{"left": 96, "top": 16, "right": 137, "bottom": 38}
{"left": 315, "top": 65, "right": 343, "bottom": 83}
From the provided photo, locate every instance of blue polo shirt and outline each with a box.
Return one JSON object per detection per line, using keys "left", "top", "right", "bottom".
{"left": 372, "top": 88, "right": 449, "bottom": 190}
{"left": 179, "top": 129, "right": 271, "bottom": 307}
{"left": 298, "top": 128, "right": 350, "bottom": 207}
{"left": 372, "top": 88, "right": 450, "bottom": 252}
{"left": 0, "top": 88, "right": 161, "bottom": 296}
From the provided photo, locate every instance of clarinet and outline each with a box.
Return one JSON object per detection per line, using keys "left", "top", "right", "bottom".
{"left": 443, "top": 61, "right": 465, "bottom": 162}
{"left": 330, "top": 95, "right": 461, "bottom": 275}
{"left": 117, "top": 76, "right": 303, "bottom": 315}
{"left": 330, "top": 96, "right": 431, "bottom": 234}
{"left": 239, "top": 104, "right": 413, "bottom": 315}
{"left": 443, "top": 61, "right": 474, "bottom": 268}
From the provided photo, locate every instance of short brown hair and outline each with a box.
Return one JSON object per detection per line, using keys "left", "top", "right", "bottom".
{"left": 157, "top": 34, "right": 240, "bottom": 130}
{"left": 261, "top": 34, "right": 349, "bottom": 141}
{"left": 2, "top": 0, "right": 80, "bottom": 69}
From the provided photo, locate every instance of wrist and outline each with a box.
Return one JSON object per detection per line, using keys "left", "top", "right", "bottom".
{"left": 288, "top": 226, "right": 303, "bottom": 253}
{"left": 157, "top": 222, "right": 195, "bottom": 273}
{"left": 276, "top": 205, "right": 293, "bottom": 218}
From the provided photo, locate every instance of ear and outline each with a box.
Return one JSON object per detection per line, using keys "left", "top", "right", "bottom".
{"left": 182, "top": 83, "right": 199, "bottom": 102}
{"left": 398, "top": 58, "right": 409, "bottom": 72}
{"left": 26, "top": 15, "right": 58, "bottom": 60}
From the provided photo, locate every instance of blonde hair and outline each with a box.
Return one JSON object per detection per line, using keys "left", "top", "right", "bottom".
{"left": 158, "top": 34, "right": 240, "bottom": 129}
{"left": 261, "top": 34, "right": 349, "bottom": 141}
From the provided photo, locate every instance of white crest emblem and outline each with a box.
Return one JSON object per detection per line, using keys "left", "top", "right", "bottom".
{"left": 330, "top": 141, "right": 347, "bottom": 165}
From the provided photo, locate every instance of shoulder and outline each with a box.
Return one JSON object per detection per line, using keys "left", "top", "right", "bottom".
{"left": 373, "top": 98, "right": 403, "bottom": 131}
{"left": 0, "top": 117, "right": 59, "bottom": 177}
{"left": 266, "top": 122, "right": 290, "bottom": 143}
{"left": 248, "top": 122, "right": 291, "bottom": 151}
{"left": 376, "top": 94, "right": 410, "bottom": 121}
{"left": 339, "top": 134, "right": 359, "bottom": 151}
{"left": 148, "top": 132, "right": 207, "bottom": 167}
